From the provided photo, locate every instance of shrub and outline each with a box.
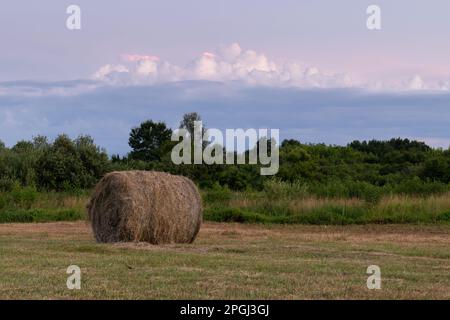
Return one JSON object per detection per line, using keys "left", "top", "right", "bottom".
{"left": 387, "top": 177, "right": 448, "bottom": 196}
{"left": 10, "top": 183, "right": 38, "bottom": 209}
{"left": 36, "top": 134, "right": 108, "bottom": 191}
{"left": 202, "top": 183, "right": 232, "bottom": 203}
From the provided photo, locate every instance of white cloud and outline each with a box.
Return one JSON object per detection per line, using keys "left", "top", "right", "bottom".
{"left": 92, "top": 64, "right": 129, "bottom": 83}
{"left": 136, "top": 60, "right": 158, "bottom": 76}
{"left": 92, "top": 43, "right": 354, "bottom": 88}
{"left": 190, "top": 52, "right": 219, "bottom": 79}
{"left": 408, "top": 75, "right": 425, "bottom": 90}
{"left": 219, "top": 43, "right": 242, "bottom": 61}
{"left": 97, "top": 43, "right": 450, "bottom": 91}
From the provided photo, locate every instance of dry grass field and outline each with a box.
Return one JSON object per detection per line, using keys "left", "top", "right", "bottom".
{"left": 0, "top": 222, "right": 449, "bottom": 299}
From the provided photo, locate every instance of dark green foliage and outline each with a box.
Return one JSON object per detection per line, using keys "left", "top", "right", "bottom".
{"left": 128, "top": 120, "right": 173, "bottom": 161}
{"left": 0, "top": 184, "right": 86, "bottom": 223}
{"left": 0, "top": 134, "right": 108, "bottom": 192}
{"left": 385, "top": 177, "right": 448, "bottom": 196}
{"left": 202, "top": 183, "right": 233, "bottom": 203}
{"left": 109, "top": 117, "right": 450, "bottom": 197}
{"left": 179, "top": 112, "right": 204, "bottom": 137}
{"left": 36, "top": 135, "right": 109, "bottom": 191}
{"left": 9, "top": 183, "right": 38, "bottom": 209}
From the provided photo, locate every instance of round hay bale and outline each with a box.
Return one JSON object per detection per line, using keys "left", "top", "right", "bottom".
{"left": 87, "top": 171, "right": 202, "bottom": 244}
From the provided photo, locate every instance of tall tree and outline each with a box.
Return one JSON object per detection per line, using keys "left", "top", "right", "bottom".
{"left": 129, "top": 120, "right": 172, "bottom": 161}
{"left": 180, "top": 112, "right": 201, "bottom": 136}
{"left": 179, "top": 112, "right": 209, "bottom": 150}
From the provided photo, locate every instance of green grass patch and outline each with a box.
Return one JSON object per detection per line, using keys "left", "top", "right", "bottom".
{"left": 0, "top": 209, "right": 84, "bottom": 223}
{"left": 204, "top": 204, "right": 450, "bottom": 225}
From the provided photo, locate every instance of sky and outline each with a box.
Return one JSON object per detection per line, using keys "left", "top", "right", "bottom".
{"left": 1, "top": 1, "right": 450, "bottom": 154}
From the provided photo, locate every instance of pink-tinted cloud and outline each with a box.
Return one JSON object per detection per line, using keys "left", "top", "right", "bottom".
{"left": 121, "top": 54, "right": 160, "bottom": 62}
{"left": 202, "top": 52, "right": 215, "bottom": 59}
{"left": 93, "top": 43, "right": 448, "bottom": 91}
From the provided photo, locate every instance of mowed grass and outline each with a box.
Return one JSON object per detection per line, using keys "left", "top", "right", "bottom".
{"left": 0, "top": 222, "right": 449, "bottom": 299}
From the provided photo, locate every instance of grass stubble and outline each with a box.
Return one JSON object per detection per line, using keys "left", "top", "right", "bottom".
{"left": 0, "top": 221, "right": 448, "bottom": 299}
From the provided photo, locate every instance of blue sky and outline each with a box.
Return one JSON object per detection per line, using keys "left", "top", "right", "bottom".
{"left": 1, "top": 1, "right": 450, "bottom": 153}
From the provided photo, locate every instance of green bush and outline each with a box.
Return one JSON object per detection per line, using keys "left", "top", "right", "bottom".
{"left": 36, "top": 135, "right": 109, "bottom": 191}
{"left": 202, "top": 183, "right": 232, "bottom": 203}
{"left": 10, "top": 183, "right": 38, "bottom": 209}
{"left": 387, "top": 178, "right": 448, "bottom": 196}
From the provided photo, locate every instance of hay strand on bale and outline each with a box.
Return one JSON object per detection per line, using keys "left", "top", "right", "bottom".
{"left": 87, "top": 171, "right": 202, "bottom": 244}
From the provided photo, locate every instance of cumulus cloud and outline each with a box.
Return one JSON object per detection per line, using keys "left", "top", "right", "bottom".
{"left": 92, "top": 43, "right": 354, "bottom": 88}
{"left": 92, "top": 64, "right": 129, "bottom": 82}
{"left": 90, "top": 43, "right": 450, "bottom": 91}
{"left": 408, "top": 75, "right": 425, "bottom": 90}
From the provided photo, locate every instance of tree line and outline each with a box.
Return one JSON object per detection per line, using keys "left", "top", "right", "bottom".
{"left": 1, "top": 112, "right": 450, "bottom": 195}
